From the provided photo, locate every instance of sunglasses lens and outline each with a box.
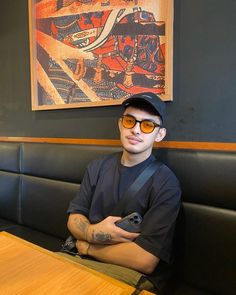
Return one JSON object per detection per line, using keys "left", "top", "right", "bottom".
{"left": 122, "top": 116, "right": 136, "bottom": 129}
{"left": 140, "top": 121, "right": 155, "bottom": 133}
{"left": 121, "top": 115, "right": 158, "bottom": 133}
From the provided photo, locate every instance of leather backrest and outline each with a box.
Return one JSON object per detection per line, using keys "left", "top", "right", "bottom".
{"left": 0, "top": 171, "right": 20, "bottom": 222}
{"left": 177, "top": 203, "right": 236, "bottom": 295}
{"left": 153, "top": 148, "right": 236, "bottom": 295}
{"left": 0, "top": 142, "right": 20, "bottom": 173}
{"left": 21, "top": 143, "right": 122, "bottom": 183}
{"left": 0, "top": 143, "right": 21, "bottom": 222}
{"left": 154, "top": 148, "right": 236, "bottom": 210}
{"left": 19, "top": 143, "right": 122, "bottom": 238}
{"left": 20, "top": 175, "right": 79, "bottom": 239}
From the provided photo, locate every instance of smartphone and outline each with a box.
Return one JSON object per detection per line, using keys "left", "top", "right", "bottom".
{"left": 115, "top": 212, "right": 142, "bottom": 233}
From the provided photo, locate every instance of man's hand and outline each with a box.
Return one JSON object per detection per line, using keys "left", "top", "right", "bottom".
{"left": 76, "top": 240, "right": 90, "bottom": 256}
{"left": 87, "top": 216, "right": 140, "bottom": 244}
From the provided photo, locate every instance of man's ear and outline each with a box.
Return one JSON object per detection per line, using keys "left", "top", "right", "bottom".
{"left": 118, "top": 118, "right": 122, "bottom": 132}
{"left": 155, "top": 127, "right": 166, "bottom": 142}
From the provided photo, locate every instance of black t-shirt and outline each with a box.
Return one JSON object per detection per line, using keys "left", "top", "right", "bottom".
{"left": 68, "top": 152, "right": 181, "bottom": 289}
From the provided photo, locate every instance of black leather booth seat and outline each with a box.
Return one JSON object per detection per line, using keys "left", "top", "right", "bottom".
{"left": 0, "top": 142, "right": 235, "bottom": 295}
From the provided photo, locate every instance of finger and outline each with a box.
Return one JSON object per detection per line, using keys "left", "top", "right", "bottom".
{"left": 108, "top": 216, "right": 122, "bottom": 223}
{"left": 117, "top": 227, "right": 140, "bottom": 237}
{"left": 124, "top": 232, "right": 140, "bottom": 239}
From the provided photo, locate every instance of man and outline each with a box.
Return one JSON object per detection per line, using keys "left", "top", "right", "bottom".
{"left": 66, "top": 92, "right": 181, "bottom": 293}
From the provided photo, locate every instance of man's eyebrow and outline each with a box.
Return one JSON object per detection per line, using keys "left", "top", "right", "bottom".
{"left": 124, "top": 113, "right": 161, "bottom": 124}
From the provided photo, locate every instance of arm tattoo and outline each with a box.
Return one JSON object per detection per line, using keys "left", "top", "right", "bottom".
{"left": 73, "top": 217, "right": 89, "bottom": 235}
{"left": 92, "top": 230, "right": 112, "bottom": 243}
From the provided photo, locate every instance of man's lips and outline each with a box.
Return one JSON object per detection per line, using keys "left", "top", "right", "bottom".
{"left": 126, "top": 136, "right": 143, "bottom": 144}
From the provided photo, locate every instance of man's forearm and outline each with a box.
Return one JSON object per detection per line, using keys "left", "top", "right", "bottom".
{"left": 68, "top": 214, "right": 113, "bottom": 243}
{"left": 67, "top": 214, "right": 116, "bottom": 244}
{"left": 68, "top": 214, "right": 139, "bottom": 244}
{"left": 87, "top": 242, "right": 159, "bottom": 274}
{"left": 67, "top": 213, "right": 90, "bottom": 241}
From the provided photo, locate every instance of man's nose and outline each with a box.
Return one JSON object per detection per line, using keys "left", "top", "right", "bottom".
{"left": 131, "top": 121, "right": 141, "bottom": 134}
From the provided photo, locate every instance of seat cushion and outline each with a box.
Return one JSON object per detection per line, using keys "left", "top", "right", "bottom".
{"left": 0, "top": 218, "right": 17, "bottom": 230}
{"left": 5, "top": 225, "right": 64, "bottom": 251}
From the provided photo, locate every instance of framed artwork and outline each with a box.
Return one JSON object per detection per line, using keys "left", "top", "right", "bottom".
{"left": 28, "top": 0, "right": 174, "bottom": 110}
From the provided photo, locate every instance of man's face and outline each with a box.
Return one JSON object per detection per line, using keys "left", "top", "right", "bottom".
{"left": 118, "top": 106, "right": 166, "bottom": 157}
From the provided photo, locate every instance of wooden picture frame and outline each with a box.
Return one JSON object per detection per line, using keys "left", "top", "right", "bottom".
{"left": 28, "top": 0, "right": 174, "bottom": 110}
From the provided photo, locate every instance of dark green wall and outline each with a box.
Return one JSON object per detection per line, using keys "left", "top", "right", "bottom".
{"left": 0, "top": 0, "right": 235, "bottom": 142}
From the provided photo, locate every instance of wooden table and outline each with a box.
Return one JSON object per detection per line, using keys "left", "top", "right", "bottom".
{"left": 0, "top": 232, "right": 154, "bottom": 295}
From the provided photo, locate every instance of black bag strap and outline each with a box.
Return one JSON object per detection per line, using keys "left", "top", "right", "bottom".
{"left": 112, "top": 160, "right": 163, "bottom": 215}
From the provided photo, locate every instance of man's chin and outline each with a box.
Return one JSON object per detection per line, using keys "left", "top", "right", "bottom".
{"left": 123, "top": 146, "right": 141, "bottom": 154}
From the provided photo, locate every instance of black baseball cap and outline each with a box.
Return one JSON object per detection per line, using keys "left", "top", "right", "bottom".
{"left": 122, "top": 92, "right": 166, "bottom": 123}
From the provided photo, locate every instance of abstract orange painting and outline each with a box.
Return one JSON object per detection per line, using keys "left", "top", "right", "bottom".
{"left": 28, "top": 0, "right": 174, "bottom": 110}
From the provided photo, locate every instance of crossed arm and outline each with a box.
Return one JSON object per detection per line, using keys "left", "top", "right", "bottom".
{"left": 67, "top": 213, "right": 159, "bottom": 274}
